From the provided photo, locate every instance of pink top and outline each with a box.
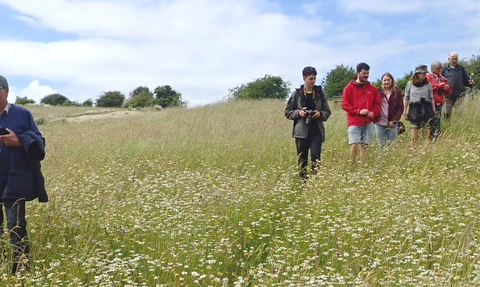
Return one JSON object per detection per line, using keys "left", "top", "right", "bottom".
{"left": 378, "top": 92, "right": 391, "bottom": 126}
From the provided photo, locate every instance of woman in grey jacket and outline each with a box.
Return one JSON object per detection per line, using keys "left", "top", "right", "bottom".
{"left": 403, "top": 65, "right": 435, "bottom": 146}
{"left": 285, "top": 66, "right": 331, "bottom": 179}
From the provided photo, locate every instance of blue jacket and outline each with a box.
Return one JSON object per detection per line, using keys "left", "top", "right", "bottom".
{"left": 0, "top": 104, "right": 47, "bottom": 202}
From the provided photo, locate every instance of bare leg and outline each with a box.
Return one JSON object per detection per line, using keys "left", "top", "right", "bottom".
{"left": 359, "top": 144, "right": 368, "bottom": 163}
{"left": 350, "top": 143, "right": 359, "bottom": 164}
{"left": 410, "top": 128, "right": 418, "bottom": 146}
{"left": 422, "top": 127, "right": 430, "bottom": 141}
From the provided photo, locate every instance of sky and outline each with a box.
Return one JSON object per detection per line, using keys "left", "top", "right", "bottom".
{"left": 1, "top": 0, "right": 479, "bottom": 106}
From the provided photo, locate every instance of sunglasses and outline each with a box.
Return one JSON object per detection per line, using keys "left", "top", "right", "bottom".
{"left": 304, "top": 66, "right": 316, "bottom": 71}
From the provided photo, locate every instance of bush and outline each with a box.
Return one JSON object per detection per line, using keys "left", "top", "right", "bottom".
{"left": 96, "top": 91, "right": 126, "bottom": 107}
{"left": 228, "top": 75, "right": 290, "bottom": 100}
{"left": 82, "top": 99, "right": 94, "bottom": 107}
{"left": 127, "top": 91, "right": 154, "bottom": 108}
{"left": 126, "top": 86, "right": 154, "bottom": 108}
{"left": 15, "top": 96, "right": 36, "bottom": 105}
{"left": 154, "top": 85, "right": 186, "bottom": 108}
{"left": 40, "top": 93, "right": 69, "bottom": 106}
{"left": 321, "top": 64, "right": 355, "bottom": 98}
{"left": 35, "top": 117, "right": 46, "bottom": 125}
{"left": 62, "top": 100, "right": 81, "bottom": 106}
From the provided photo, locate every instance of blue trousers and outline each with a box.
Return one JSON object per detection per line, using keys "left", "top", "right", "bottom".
{"left": 375, "top": 122, "right": 398, "bottom": 149}
{"left": 0, "top": 200, "right": 29, "bottom": 265}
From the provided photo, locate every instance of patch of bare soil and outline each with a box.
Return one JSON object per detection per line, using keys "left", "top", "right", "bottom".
{"left": 65, "top": 110, "right": 142, "bottom": 123}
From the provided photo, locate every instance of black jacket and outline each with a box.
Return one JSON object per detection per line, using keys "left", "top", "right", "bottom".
{"left": 407, "top": 100, "right": 435, "bottom": 127}
{"left": 442, "top": 64, "right": 472, "bottom": 98}
{"left": 285, "top": 85, "right": 331, "bottom": 141}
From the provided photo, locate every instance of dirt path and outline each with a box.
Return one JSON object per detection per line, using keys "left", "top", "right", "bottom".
{"left": 65, "top": 110, "right": 143, "bottom": 123}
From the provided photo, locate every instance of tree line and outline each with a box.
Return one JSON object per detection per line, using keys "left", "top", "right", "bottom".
{"left": 15, "top": 85, "right": 186, "bottom": 108}
{"left": 14, "top": 52, "right": 480, "bottom": 107}
{"left": 228, "top": 51, "right": 480, "bottom": 101}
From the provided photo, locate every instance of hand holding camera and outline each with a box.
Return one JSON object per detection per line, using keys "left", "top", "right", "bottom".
{"left": 303, "top": 109, "right": 316, "bottom": 125}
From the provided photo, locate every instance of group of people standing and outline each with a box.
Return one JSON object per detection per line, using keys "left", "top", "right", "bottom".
{"left": 285, "top": 52, "right": 475, "bottom": 179}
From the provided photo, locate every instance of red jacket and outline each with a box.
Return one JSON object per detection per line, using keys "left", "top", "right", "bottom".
{"left": 341, "top": 78, "right": 381, "bottom": 126}
{"left": 426, "top": 72, "right": 451, "bottom": 104}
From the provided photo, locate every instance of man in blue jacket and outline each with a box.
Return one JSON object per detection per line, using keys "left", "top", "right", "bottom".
{"left": 0, "top": 75, "right": 47, "bottom": 274}
{"left": 442, "top": 52, "right": 475, "bottom": 119}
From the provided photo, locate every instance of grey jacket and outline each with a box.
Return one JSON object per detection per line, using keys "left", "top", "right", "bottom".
{"left": 285, "top": 85, "right": 331, "bottom": 141}
{"left": 405, "top": 81, "right": 433, "bottom": 104}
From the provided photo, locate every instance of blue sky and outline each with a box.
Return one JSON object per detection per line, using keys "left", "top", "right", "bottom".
{"left": 0, "top": 0, "right": 479, "bottom": 106}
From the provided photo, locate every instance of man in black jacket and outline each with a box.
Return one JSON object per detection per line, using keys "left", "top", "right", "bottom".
{"left": 285, "top": 67, "right": 331, "bottom": 179}
{"left": 442, "top": 52, "right": 475, "bottom": 119}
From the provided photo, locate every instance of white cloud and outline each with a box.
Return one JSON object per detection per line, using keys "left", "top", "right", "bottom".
{"left": 14, "top": 15, "right": 35, "bottom": 24}
{"left": 0, "top": 0, "right": 479, "bottom": 105}
{"left": 9, "top": 80, "right": 57, "bottom": 104}
{"left": 338, "top": 0, "right": 425, "bottom": 13}
{"left": 0, "top": 0, "right": 336, "bottom": 105}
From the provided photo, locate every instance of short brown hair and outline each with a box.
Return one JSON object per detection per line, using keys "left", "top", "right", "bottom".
{"left": 302, "top": 66, "right": 317, "bottom": 78}
{"left": 356, "top": 62, "right": 370, "bottom": 73}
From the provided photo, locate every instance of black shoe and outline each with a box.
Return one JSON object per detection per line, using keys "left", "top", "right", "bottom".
{"left": 299, "top": 171, "right": 308, "bottom": 180}
{"left": 12, "top": 254, "right": 29, "bottom": 274}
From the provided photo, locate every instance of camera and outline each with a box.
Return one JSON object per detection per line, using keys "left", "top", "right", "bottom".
{"left": 436, "top": 88, "right": 444, "bottom": 96}
{"left": 304, "top": 110, "right": 315, "bottom": 125}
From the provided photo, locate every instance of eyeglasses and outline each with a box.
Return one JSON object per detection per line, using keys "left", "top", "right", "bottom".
{"left": 304, "top": 66, "right": 316, "bottom": 71}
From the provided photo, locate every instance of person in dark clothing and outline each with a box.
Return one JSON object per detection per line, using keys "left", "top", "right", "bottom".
{"left": 285, "top": 66, "right": 331, "bottom": 179}
{"left": 441, "top": 52, "right": 475, "bottom": 119}
{"left": 0, "top": 75, "right": 47, "bottom": 274}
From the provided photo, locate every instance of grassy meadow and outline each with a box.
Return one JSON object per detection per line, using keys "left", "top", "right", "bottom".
{"left": 2, "top": 95, "right": 480, "bottom": 286}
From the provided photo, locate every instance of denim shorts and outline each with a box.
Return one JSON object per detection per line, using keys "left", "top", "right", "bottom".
{"left": 348, "top": 123, "right": 374, "bottom": 145}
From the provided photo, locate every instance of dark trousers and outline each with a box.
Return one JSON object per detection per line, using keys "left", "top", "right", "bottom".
{"left": 0, "top": 200, "right": 29, "bottom": 273}
{"left": 430, "top": 104, "right": 442, "bottom": 140}
{"left": 295, "top": 134, "right": 322, "bottom": 178}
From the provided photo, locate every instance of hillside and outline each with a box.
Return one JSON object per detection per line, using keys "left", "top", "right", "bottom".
{"left": 6, "top": 96, "right": 480, "bottom": 285}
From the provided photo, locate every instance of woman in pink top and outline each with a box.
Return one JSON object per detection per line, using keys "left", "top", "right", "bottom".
{"left": 374, "top": 72, "right": 404, "bottom": 149}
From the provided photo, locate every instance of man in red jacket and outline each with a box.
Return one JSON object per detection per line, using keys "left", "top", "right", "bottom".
{"left": 341, "top": 63, "right": 381, "bottom": 164}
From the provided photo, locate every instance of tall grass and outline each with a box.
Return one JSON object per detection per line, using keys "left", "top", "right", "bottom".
{"left": 2, "top": 95, "right": 480, "bottom": 286}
